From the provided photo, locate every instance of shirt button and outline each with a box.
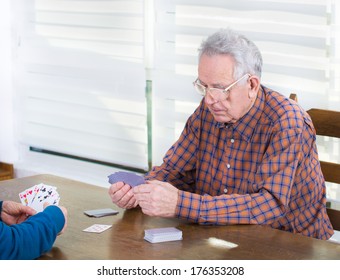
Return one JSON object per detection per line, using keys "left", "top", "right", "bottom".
{"left": 227, "top": 164, "right": 231, "bottom": 168}
{"left": 231, "top": 139, "right": 234, "bottom": 143}
{"left": 224, "top": 188, "right": 228, "bottom": 193}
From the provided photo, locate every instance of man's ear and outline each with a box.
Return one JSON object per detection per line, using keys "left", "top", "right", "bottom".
{"left": 248, "top": 75, "right": 260, "bottom": 99}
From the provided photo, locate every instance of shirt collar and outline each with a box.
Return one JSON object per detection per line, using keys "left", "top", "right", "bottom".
{"left": 217, "top": 86, "right": 265, "bottom": 142}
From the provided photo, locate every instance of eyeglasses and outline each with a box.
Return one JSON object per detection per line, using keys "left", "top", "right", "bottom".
{"left": 193, "top": 73, "right": 250, "bottom": 101}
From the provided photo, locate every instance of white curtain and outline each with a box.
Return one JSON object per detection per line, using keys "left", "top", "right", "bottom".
{"left": 12, "top": 0, "right": 148, "bottom": 170}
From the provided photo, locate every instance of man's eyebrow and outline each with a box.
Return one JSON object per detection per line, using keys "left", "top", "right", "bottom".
{"left": 197, "top": 78, "right": 206, "bottom": 85}
{"left": 211, "top": 83, "right": 226, "bottom": 88}
{"left": 198, "top": 78, "right": 226, "bottom": 88}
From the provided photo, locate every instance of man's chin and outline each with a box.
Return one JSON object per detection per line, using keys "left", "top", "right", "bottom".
{"left": 213, "top": 114, "right": 232, "bottom": 123}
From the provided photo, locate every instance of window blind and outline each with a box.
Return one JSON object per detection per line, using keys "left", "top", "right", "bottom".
{"left": 152, "top": 0, "right": 339, "bottom": 203}
{"left": 320, "top": 0, "right": 340, "bottom": 207}
{"left": 153, "top": 0, "right": 332, "bottom": 164}
{"left": 12, "top": 0, "right": 148, "bottom": 170}
{"left": 9, "top": 0, "right": 340, "bottom": 204}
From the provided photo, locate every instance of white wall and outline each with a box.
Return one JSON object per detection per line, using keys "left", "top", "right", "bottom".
{"left": 0, "top": 0, "right": 18, "bottom": 164}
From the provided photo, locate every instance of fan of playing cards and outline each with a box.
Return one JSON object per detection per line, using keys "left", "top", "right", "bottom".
{"left": 19, "top": 183, "right": 60, "bottom": 212}
{"left": 108, "top": 171, "right": 145, "bottom": 187}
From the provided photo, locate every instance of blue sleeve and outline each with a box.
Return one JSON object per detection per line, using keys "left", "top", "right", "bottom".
{"left": 0, "top": 205, "right": 65, "bottom": 260}
{"left": 0, "top": 201, "right": 3, "bottom": 221}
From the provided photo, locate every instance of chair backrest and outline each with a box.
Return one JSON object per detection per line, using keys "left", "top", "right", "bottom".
{"left": 289, "top": 93, "right": 340, "bottom": 231}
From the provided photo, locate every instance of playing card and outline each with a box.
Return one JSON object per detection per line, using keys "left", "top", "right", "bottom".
{"left": 19, "top": 183, "right": 60, "bottom": 212}
{"left": 19, "top": 185, "right": 40, "bottom": 206}
{"left": 35, "top": 184, "right": 57, "bottom": 202}
{"left": 29, "top": 184, "right": 49, "bottom": 205}
{"left": 30, "top": 191, "right": 60, "bottom": 212}
{"left": 108, "top": 171, "right": 145, "bottom": 187}
{"left": 19, "top": 187, "right": 34, "bottom": 206}
{"left": 83, "top": 224, "right": 112, "bottom": 233}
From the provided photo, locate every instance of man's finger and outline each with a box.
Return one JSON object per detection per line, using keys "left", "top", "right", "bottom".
{"left": 134, "top": 192, "right": 151, "bottom": 202}
{"left": 134, "top": 183, "right": 156, "bottom": 193}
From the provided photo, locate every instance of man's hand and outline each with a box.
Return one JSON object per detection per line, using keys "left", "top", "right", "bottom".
{"left": 108, "top": 181, "right": 138, "bottom": 209}
{"left": 133, "top": 180, "right": 179, "bottom": 217}
{"left": 1, "top": 201, "right": 36, "bottom": 225}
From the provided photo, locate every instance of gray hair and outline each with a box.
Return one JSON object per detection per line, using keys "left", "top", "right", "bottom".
{"left": 198, "top": 28, "right": 263, "bottom": 79}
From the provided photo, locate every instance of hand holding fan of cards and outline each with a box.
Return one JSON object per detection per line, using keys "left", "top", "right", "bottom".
{"left": 107, "top": 171, "right": 146, "bottom": 209}
{"left": 108, "top": 171, "right": 145, "bottom": 187}
{"left": 108, "top": 171, "right": 183, "bottom": 242}
{"left": 81, "top": 172, "right": 145, "bottom": 234}
{"left": 19, "top": 183, "right": 60, "bottom": 212}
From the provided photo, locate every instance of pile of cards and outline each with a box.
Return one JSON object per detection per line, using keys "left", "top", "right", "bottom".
{"left": 108, "top": 171, "right": 145, "bottom": 187}
{"left": 144, "top": 227, "right": 183, "bottom": 243}
{"left": 19, "top": 183, "right": 60, "bottom": 212}
{"left": 84, "top": 208, "right": 119, "bottom": 218}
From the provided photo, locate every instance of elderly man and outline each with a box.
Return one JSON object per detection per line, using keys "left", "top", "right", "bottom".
{"left": 109, "top": 28, "right": 333, "bottom": 240}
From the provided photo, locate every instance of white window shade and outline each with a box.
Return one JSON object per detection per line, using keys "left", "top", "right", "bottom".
{"left": 330, "top": 0, "right": 340, "bottom": 108}
{"left": 12, "top": 0, "right": 148, "bottom": 171}
{"left": 152, "top": 0, "right": 332, "bottom": 165}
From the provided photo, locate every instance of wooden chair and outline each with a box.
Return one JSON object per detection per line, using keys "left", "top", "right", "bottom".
{"left": 289, "top": 93, "right": 340, "bottom": 231}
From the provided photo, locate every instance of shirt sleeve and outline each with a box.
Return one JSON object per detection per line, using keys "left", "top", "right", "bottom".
{"left": 145, "top": 105, "right": 202, "bottom": 192}
{"left": 0, "top": 201, "right": 3, "bottom": 221}
{"left": 0, "top": 205, "right": 65, "bottom": 260}
{"left": 176, "top": 127, "right": 302, "bottom": 225}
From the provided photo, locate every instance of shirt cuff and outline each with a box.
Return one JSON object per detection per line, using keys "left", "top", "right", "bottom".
{"left": 175, "top": 190, "right": 202, "bottom": 223}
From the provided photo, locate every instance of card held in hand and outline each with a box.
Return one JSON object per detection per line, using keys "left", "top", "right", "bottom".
{"left": 19, "top": 183, "right": 60, "bottom": 212}
{"left": 108, "top": 171, "right": 145, "bottom": 187}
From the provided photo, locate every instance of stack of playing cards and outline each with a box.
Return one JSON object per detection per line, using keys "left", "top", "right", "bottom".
{"left": 108, "top": 171, "right": 145, "bottom": 187}
{"left": 84, "top": 208, "right": 119, "bottom": 218}
{"left": 19, "top": 183, "right": 60, "bottom": 212}
{"left": 144, "top": 227, "right": 183, "bottom": 243}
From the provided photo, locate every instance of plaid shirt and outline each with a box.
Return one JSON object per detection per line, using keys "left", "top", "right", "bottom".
{"left": 145, "top": 85, "right": 334, "bottom": 240}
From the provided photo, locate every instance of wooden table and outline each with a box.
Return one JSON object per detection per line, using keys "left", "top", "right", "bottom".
{"left": 1, "top": 174, "right": 340, "bottom": 260}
